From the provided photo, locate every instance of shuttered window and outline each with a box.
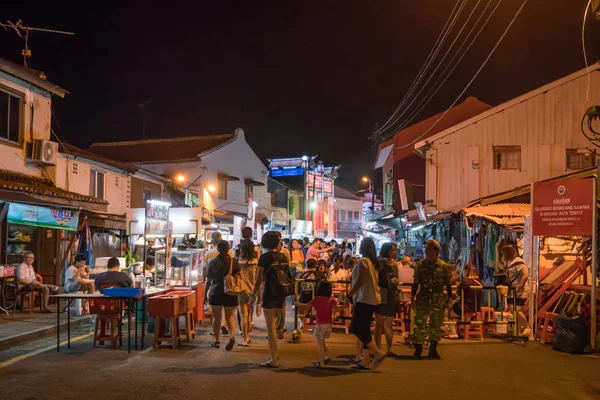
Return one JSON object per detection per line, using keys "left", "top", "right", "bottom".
{"left": 566, "top": 149, "right": 595, "bottom": 170}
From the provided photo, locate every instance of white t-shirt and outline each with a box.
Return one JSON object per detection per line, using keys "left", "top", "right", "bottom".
{"left": 18, "top": 263, "right": 36, "bottom": 285}
{"left": 64, "top": 265, "right": 79, "bottom": 287}
{"left": 329, "top": 267, "right": 348, "bottom": 283}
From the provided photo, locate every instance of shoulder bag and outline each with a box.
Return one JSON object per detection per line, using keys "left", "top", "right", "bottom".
{"left": 272, "top": 252, "right": 296, "bottom": 297}
{"left": 224, "top": 256, "right": 243, "bottom": 296}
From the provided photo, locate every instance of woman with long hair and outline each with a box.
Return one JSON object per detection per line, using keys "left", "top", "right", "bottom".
{"left": 238, "top": 239, "right": 259, "bottom": 347}
{"left": 205, "top": 240, "right": 240, "bottom": 351}
{"left": 346, "top": 237, "right": 386, "bottom": 370}
{"left": 374, "top": 242, "right": 398, "bottom": 355}
{"left": 251, "top": 231, "right": 291, "bottom": 368}
{"left": 289, "top": 239, "right": 305, "bottom": 278}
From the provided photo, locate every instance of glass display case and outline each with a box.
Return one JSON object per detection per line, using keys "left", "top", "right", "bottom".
{"left": 155, "top": 248, "right": 204, "bottom": 289}
{"left": 6, "top": 225, "right": 37, "bottom": 265}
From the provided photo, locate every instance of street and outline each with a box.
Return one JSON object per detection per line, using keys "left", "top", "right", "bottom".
{"left": 1, "top": 316, "right": 599, "bottom": 400}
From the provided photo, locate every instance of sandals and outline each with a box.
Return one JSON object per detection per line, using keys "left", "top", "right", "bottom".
{"left": 260, "top": 361, "right": 278, "bottom": 368}
{"left": 371, "top": 356, "right": 386, "bottom": 370}
{"left": 237, "top": 343, "right": 250, "bottom": 347}
{"left": 211, "top": 341, "right": 220, "bottom": 349}
{"left": 225, "top": 338, "right": 235, "bottom": 351}
{"left": 312, "top": 362, "right": 325, "bottom": 369}
{"left": 351, "top": 363, "right": 371, "bottom": 371}
{"left": 324, "top": 357, "right": 331, "bottom": 365}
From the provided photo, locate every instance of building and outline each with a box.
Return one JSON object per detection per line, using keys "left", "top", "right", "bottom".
{"left": 414, "top": 64, "right": 600, "bottom": 211}
{"left": 375, "top": 96, "right": 492, "bottom": 214}
{"left": 333, "top": 186, "right": 363, "bottom": 239}
{"left": 88, "top": 128, "right": 274, "bottom": 238}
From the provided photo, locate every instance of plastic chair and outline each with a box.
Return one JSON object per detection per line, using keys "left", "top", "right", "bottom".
{"left": 14, "top": 274, "right": 44, "bottom": 313}
{"left": 458, "top": 312, "right": 484, "bottom": 341}
{"left": 90, "top": 282, "right": 131, "bottom": 348}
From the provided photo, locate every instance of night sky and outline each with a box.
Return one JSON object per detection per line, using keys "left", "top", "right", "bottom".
{"left": 3, "top": 0, "right": 600, "bottom": 191}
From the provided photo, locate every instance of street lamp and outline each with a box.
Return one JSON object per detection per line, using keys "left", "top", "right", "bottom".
{"left": 176, "top": 174, "right": 185, "bottom": 183}
{"left": 363, "top": 176, "right": 374, "bottom": 212}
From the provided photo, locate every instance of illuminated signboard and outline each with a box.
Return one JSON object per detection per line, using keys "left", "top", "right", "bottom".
{"left": 269, "top": 168, "right": 304, "bottom": 177}
{"left": 307, "top": 171, "right": 333, "bottom": 196}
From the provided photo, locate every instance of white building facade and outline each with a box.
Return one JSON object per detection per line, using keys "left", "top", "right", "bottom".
{"left": 416, "top": 64, "right": 600, "bottom": 211}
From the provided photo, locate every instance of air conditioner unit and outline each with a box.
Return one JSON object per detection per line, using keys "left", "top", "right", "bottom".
{"left": 31, "top": 139, "right": 58, "bottom": 166}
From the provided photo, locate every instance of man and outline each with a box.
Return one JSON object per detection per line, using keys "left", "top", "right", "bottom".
{"left": 17, "top": 251, "right": 58, "bottom": 312}
{"left": 301, "top": 237, "right": 310, "bottom": 258}
{"left": 401, "top": 255, "right": 413, "bottom": 268}
{"left": 305, "top": 238, "right": 334, "bottom": 261}
{"left": 500, "top": 244, "right": 532, "bottom": 337}
{"left": 330, "top": 239, "right": 339, "bottom": 257}
{"left": 411, "top": 239, "right": 452, "bottom": 359}
{"left": 94, "top": 257, "right": 133, "bottom": 292}
{"left": 64, "top": 254, "right": 96, "bottom": 294}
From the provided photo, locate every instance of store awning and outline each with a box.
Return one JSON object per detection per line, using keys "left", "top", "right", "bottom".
{"left": 371, "top": 212, "right": 403, "bottom": 230}
{"left": 217, "top": 173, "right": 240, "bottom": 181}
{"left": 84, "top": 211, "right": 126, "bottom": 230}
{"left": 245, "top": 178, "right": 265, "bottom": 186}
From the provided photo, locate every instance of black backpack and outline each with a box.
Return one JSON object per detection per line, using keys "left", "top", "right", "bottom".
{"left": 271, "top": 251, "right": 295, "bottom": 297}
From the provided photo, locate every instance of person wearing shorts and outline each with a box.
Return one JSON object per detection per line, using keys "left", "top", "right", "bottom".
{"left": 205, "top": 241, "right": 240, "bottom": 351}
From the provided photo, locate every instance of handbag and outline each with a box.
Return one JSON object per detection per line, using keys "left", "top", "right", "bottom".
{"left": 224, "top": 257, "right": 243, "bottom": 296}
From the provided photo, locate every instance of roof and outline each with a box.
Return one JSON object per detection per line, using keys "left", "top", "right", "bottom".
{"left": 415, "top": 62, "right": 600, "bottom": 148}
{"left": 0, "top": 169, "right": 108, "bottom": 205}
{"left": 379, "top": 96, "right": 492, "bottom": 162}
{"left": 463, "top": 203, "right": 530, "bottom": 217}
{"left": 59, "top": 143, "right": 139, "bottom": 174}
{"left": 335, "top": 186, "right": 362, "bottom": 201}
{"left": 268, "top": 156, "right": 317, "bottom": 169}
{"left": 0, "top": 58, "right": 68, "bottom": 98}
{"left": 88, "top": 133, "right": 236, "bottom": 164}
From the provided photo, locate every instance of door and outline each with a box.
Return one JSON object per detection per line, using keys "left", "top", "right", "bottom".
{"left": 38, "top": 228, "right": 59, "bottom": 285}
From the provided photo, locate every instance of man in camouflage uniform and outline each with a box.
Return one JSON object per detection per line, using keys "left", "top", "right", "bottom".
{"left": 411, "top": 239, "right": 452, "bottom": 359}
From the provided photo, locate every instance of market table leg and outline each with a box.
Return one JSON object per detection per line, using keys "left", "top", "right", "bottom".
{"left": 127, "top": 301, "right": 131, "bottom": 354}
{"left": 134, "top": 300, "right": 138, "bottom": 350}
{"left": 141, "top": 299, "right": 146, "bottom": 349}
{"left": 67, "top": 301, "right": 71, "bottom": 349}
{"left": 56, "top": 298, "right": 60, "bottom": 352}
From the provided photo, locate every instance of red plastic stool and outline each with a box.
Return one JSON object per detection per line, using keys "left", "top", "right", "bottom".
{"left": 536, "top": 311, "right": 559, "bottom": 344}
{"left": 458, "top": 312, "right": 484, "bottom": 341}
{"left": 480, "top": 307, "right": 496, "bottom": 333}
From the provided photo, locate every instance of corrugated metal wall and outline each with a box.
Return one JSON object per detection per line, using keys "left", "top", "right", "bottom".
{"left": 426, "top": 70, "right": 600, "bottom": 210}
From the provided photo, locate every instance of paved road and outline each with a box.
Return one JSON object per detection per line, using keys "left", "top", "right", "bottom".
{"left": 0, "top": 317, "right": 599, "bottom": 400}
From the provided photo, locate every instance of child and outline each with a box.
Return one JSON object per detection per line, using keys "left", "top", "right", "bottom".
{"left": 298, "top": 282, "right": 345, "bottom": 368}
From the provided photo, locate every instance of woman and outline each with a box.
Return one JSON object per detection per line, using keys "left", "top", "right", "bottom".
{"left": 289, "top": 239, "right": 305, "bottom": 278}
{"left": 205, "top": 240, "right": 240, "bottom": 351}
{"left": 347, "top": 237, "right": 386, "bottom": 370}
{"left": 238, "top": 239, "right": 258, "bottom": 347}
{"left": 329, "top": 255, "right": 348, "bottom": 286}
{"left": 375, "top": 242, "right": 398, "bottom": 355}
{"left": 251, "top": 231, "right": 291, "bottom": 368}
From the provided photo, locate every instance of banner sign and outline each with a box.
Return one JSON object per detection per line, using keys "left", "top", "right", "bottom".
{"left": 307, "top": 171, "right": 333, "bottom": 196}
{"left": 532, "top": 178, "right": 594, "bottom": 237}
{"left": 145, "top": 200, "right": 170, "bottom": 236}
{"left": 8, "top": 203, "right": 80, "bottom": 231}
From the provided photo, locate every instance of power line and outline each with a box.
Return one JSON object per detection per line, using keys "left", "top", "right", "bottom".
{"left": 394, "top": 0, "right": 501, "bottom": 133}
{"left": 380, "top": 0, "right": 486, "bottom": 140}
{"left": 394, "top": 0, "right": 530, "bottom": 150}
{"left": 372, "top": 0, "right": 464, "bottom": 137}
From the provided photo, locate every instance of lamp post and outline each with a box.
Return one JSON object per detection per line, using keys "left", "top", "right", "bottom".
{"left": 363, "top": 176, "right": 374, "bottom": 213}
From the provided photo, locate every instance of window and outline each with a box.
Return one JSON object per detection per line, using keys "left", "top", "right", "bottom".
{"left": 354, "top": 211, "right": 360, "bottom": 222}
{"left": 143, "top": 189, "right": 152, "bottom": 203}
{"left": 493, "top": 146, "right": 521, "bottom": 170}
{"left": 0, "top": 88, "right": 21, "bottom": 143}
{"left": 347, "top": 211, "right": 353, "bottom": 222}
{"left": 566, "top": 149, "right": 596, "bottom": 170}
{"left": 245, "top": 184, "right": 253, "bottom": 203}
{"left": 218, "top": 179, "right": 227, "bottom": 200}
{"left": 339, "top": 209, "right": 346, "bottom": 222}
{"left": 334, "top": 209, "right": 339, "bottom": 222}
{"left": 90, "top": 170, "right": 105, "bottom": 199}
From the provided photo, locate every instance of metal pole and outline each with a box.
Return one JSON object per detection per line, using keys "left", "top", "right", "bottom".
{"left": 591, "top": 177, "right": 597, "bottom": 349}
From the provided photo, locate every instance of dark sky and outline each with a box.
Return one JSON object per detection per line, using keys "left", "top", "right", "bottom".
{"left": 3, "top": 0, "right": 600, "bottom": 191}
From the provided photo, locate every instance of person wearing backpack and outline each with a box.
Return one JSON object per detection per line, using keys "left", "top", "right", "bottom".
{"left": 250, "top": 231, "right": 294, "bottom": 368}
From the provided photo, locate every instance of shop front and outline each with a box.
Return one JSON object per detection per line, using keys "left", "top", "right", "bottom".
{"left": 1, "top": 200, "right": 81, "bottom": 286}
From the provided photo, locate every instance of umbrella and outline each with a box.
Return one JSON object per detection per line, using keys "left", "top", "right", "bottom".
{"left": 76, "top": 217, "right": 94, "bottom": 266}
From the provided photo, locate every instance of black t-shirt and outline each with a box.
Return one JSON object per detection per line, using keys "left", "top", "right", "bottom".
{"left": 207, "top": 255, "right": 240, "bottom": 296}
{"left": 258, "top": 251, "right": 287, "bottom": 309}
{"left": 94, "top": 271, "right": 133, "bottom": 292}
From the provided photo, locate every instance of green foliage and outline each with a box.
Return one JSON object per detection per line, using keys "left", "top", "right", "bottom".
{"left": 288, "top": 196, "right": 295, "bottom": 220}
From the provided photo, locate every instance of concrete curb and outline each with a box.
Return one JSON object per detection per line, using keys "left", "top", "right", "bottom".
{"left": 0, "top": 317, "right": 91, "bottom": 351}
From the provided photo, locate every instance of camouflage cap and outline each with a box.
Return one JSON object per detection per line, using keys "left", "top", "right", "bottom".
{"left": 425, "top": 239, "right": 441, "bottom": 251}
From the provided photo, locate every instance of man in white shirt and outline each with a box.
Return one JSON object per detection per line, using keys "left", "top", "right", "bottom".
{"left": 18, "top": 251, "right": 58, "bottom": 312}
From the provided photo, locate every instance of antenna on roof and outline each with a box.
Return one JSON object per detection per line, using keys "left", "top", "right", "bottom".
{"left": 0, "top": 19, "right": 74, "bottom": 68}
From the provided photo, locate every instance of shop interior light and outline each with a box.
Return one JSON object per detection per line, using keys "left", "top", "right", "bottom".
{"left": 207, "top": 185, "right": 216, "bottom": 192}
{"left": 362, "top": 176, "right": 369, "bottom": 182}
{"left": 148, "top": 199, "right": 172, "bottom": 207}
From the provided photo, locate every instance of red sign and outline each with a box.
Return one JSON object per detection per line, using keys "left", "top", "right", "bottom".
{"left": 532, "top": 178, "right": 594, "bottom": 237}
